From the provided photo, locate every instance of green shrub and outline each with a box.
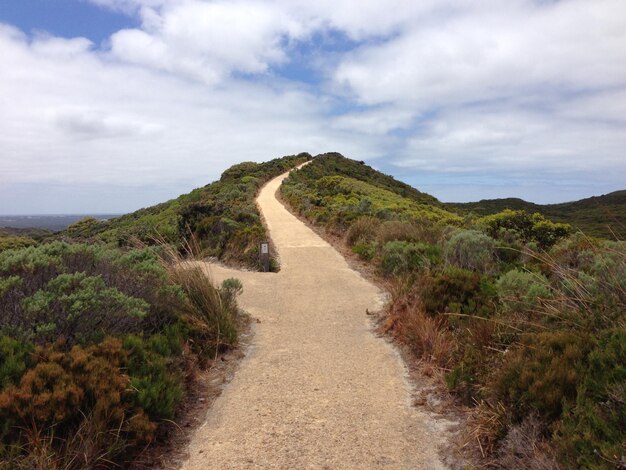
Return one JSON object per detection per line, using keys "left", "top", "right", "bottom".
{"left": 220, "top": 278, "right": 243, "bottom": 310}
{"left": 0, "top": 242, "right": 182, "bottom": 347}
{"left": 352, "top": 241, "right": 378, "bottom": 261}
{"left": 444, "top": 229, "right": 496, "bottom": 273}
{"left": 556, "top": 329, "right": 625, "bottom": 468}
{"left": 496, "top": 269, "right": 552, "bottom": 313}
{"left": 495, "top": 331, "right": 591, "bottom": 421}
{"left": 65, "top": 217, "right": 101, "bottom": 238}
{"left": 421, "top": 268, "right": 494, "bottom": 316}
{"left": 381, "top": 241, "right": 441, "bottom": 276}
{"left": 0, "top": 236, "right": 37, "bottom": 252}
{"left": 478, "top": 210, "right": 571, "bottom": 249}
{"left": 123, "top": 335, "right": 183, "bottom": 421}
{"left": 21, "top": 272, "right": 149, "bottom": 346}
{"left": 0, "top": 337, "right": 34, "bottom": 390}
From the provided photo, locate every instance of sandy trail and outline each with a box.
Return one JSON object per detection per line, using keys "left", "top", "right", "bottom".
{"left": 181, "top": 168, "right": 447, "bottom": 469}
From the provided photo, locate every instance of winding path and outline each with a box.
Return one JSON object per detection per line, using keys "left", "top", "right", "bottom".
{"left": 181, "top": 167, "right": 448, "bottom": 469}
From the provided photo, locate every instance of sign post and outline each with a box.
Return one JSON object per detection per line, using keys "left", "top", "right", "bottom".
{"left": 260, "top": 241, "right": 270, "bottom": 272}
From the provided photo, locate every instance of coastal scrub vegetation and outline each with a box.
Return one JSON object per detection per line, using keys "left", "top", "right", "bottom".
{"left": 61, "top": 153, "right": 311, "bottom": 269}
{"left": 281, "top": 153, "right": 625, "bottom": 469}
{"left": 0, "top": 241, "right": 242, "bottom": 468}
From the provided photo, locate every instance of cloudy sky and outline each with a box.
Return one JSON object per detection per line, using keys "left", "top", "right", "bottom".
{"left": 1, "top": 0, "right": 625, "bottom": 214}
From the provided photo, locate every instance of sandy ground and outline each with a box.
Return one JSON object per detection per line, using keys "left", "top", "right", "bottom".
{"left": 181, "top": 168, "right": 450, "bottom": 469}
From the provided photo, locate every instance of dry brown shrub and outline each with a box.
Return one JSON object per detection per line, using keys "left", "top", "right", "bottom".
{"left": 397, "top": 305, "right": 456, "bottom": 368}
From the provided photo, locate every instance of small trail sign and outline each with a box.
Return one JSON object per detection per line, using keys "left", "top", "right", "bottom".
{"left": 260, "top": 241, "right": 270, "bottom": 272}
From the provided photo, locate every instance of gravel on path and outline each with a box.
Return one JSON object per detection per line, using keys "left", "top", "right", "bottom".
{"left": 181, "top": 167, "right": 449, "bottom": 469}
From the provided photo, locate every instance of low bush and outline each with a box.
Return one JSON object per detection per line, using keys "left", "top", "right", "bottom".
{"left": 444, "top": 229, "right": 496, "bottom": 273}
{"left": 555, "top": 329, "right": 626, "bottom": 468}
{"left": 381, "top": 241, "right": 441, "bottom": 276}
{"left": 0, "top": 241, "right": 242, "bottom": 467}
{"left": 345, "top": 216, "right": 381, "bottom": 246}
{"left": 421, "top": 268, "right": 495, "bottom": 316}
{"left": 478, "top": 210, "right": 571, "bottom": 249}
{"left": 0, "top": 236, "right": 37, "bottom": 253}
{"left": 496, "top": 269, "right": 552, "bottom": 314}
{"left": 495, "top": 331, "right": 590, "bottom": 421}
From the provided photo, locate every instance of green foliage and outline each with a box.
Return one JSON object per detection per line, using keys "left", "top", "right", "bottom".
{"left": 0, "top": 337, "right": 34, "bottom": 390}
{"left": 65, "top": 217, "right": 101, "bottom": 238}
{"left": 444, "top": 229, "right": 496, "bottom": 272}
{"left": 421, "top": 268, "right": 495, "bottom": 316}
{"left": 477, "top": 209, "right": 572, "bottom": 249}
{"left": 123, "top": 334, "right": 183, "bottom": 421}
{"left": 69, "top": 153, "right": 310, "bottom": 269}
{"left": 281, "top": 154, "right": 460, "bottom": 232}
{"left": 448, "top": 190, "right": 626, "bottom": 239}
{"left": 21, "top": 272, "right": 149, "bottom": 346}
{"left": 0, "top": 242, "right": 179, "bottom": 347}
{"left": 0, "top": 236, "right": 37, "bottom": 252}
{"left": 556, "top": 329, "right": 626, "bottom": 468}
{"left": 496, "top": 269, "right": 552, "bottom": 313}
{"left": 352, "top": 241, "right": 378, "bottom": 261}
{"left": 381, "top": 241, "right": 440, "bottom": 276}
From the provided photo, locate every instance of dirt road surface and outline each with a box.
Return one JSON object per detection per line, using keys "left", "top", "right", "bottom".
{"left": 181, "top": 168, "right": 450, "bottom": 469}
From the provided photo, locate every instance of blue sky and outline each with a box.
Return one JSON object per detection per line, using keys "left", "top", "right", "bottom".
{"left": 1, "top": 0, "right": 625, "bottom": 214}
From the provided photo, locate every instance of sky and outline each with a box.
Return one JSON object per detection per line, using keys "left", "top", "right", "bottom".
{"left": 1, "top": 0, "right": 625, "bottom": 214}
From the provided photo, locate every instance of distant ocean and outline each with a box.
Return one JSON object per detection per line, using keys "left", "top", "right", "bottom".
{"left": 0, "top": 214, "right": 121, "bottom": 232}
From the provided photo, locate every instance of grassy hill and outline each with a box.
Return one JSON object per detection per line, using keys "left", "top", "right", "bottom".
{"left": 447, "top": 190, "right": 626, "bottom": 239}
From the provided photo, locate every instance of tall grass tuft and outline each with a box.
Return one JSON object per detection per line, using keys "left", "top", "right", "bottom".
{"left": 154, "top": 237, "right": 239, "bottom": 352}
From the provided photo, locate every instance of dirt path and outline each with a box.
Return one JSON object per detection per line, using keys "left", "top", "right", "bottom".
{"left": 181, "top": 168, "right": 450, "bottom": 469}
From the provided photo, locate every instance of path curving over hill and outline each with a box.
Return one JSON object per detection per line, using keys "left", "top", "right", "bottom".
{"left": 181, "top": 167, "right": 450, "bottom": 469}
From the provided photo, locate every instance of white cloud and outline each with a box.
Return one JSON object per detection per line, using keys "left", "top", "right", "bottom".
{"left": 109, "top": 1, "right": 307, "bottom": 84}
{"left": 0, "top": 24, "right": 380, "bottom": 197}
{"left": 334, "top": 0, "right": 626, "bottom": 108}
{"left": 2, "top": 0, "right": 626, "bottom": 212}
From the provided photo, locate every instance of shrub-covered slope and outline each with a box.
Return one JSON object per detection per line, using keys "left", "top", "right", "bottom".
{"left": 448, "top": 190, "right": 626, "bottom": 239}
{"left": 281, "top": 153, "right": 460, "bottom": 230}
{"left": 0, "top": 153, "right": 310, "bottom": 467}
{"left": 62, "top": 153, "right": 311, "bottom": 268}
{"left": 281, "top": 153, "right": 625, "bottom": 469}
{"left": 0, "top": 242, "right": 242, "bottom": 467}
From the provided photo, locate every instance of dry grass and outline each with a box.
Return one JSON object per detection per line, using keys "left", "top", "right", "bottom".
{"left": 495, "top": 414, "right": 561, "bottom": 470}
{"left": 464, "top": 400, "right": 508, "bottom": 460}
{"left": 402, "top": 308, "right": 456, "bottom": 367}
{"left": 4, "top": 412, "right": 127, "bottom": 470}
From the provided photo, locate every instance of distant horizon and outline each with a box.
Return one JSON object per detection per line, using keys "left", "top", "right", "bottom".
{"left": 2, "top": 182, "right": 624, "bottom": 218}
